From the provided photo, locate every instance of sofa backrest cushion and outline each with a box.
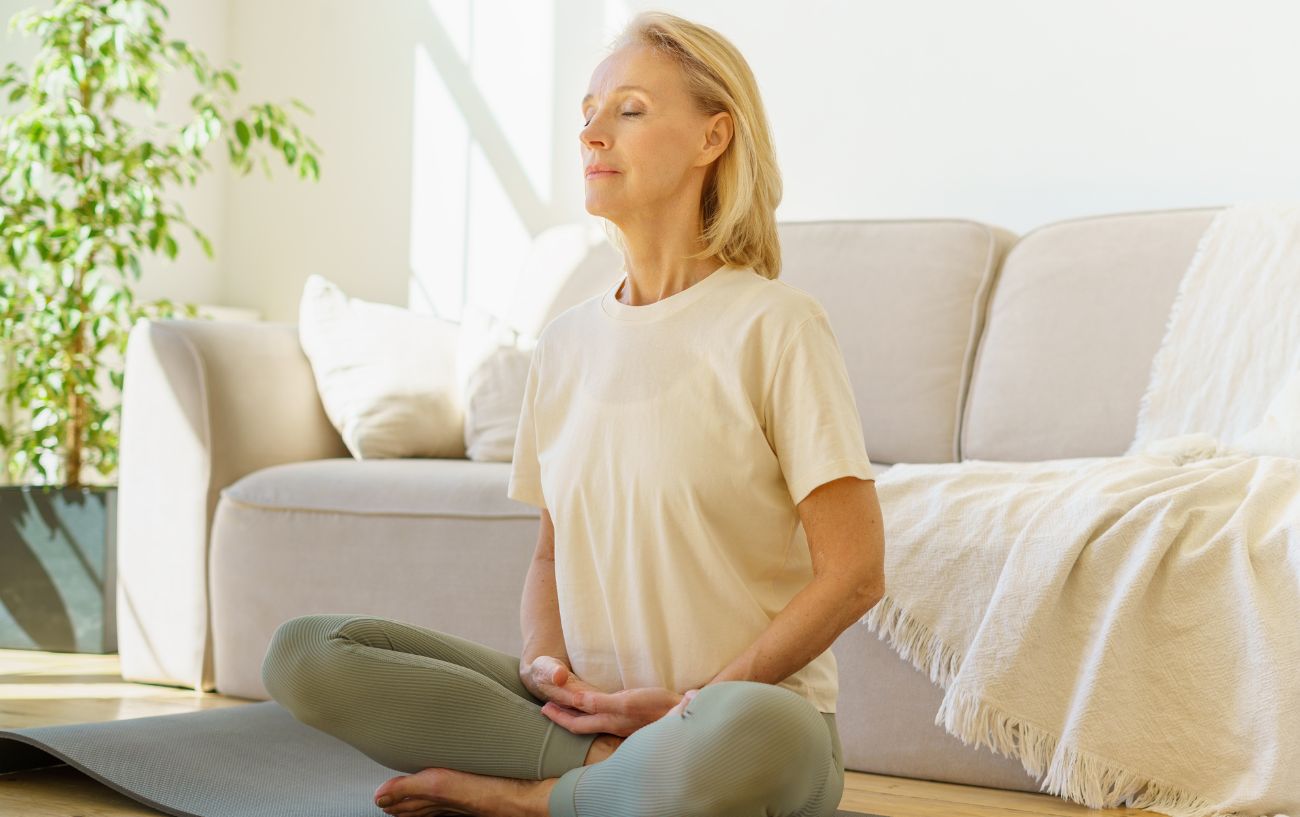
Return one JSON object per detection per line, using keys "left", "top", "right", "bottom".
{"left": 961, "top": 206, "right": 1223, "bottom": 462}
{"left": 777, "top": 219, "right": 1016, "bottom": 465}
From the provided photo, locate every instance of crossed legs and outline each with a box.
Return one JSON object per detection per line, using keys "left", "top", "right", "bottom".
{"left": 261, "top": 613, "right": 844, "bottom": 817}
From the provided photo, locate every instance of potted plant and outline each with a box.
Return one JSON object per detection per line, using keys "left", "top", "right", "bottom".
{"left": 0, "top": 0, "right": 322, "bottom": 653}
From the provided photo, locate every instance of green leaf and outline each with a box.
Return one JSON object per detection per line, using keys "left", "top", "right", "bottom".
{"left": 0, "top": 1, "right": 324, "bottom": 487}
{"left": 193, "top": 228, "right": 213, "bottom": 258}
{"left": 88, "top": 24, "right": 113, "bottom": 51}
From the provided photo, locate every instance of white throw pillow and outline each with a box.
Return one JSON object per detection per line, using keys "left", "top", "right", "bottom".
{"left": 298, "top": 274, "right": 465, "bottom": 459}
{"left": 456, "top": 302, "right": 537, "bottom": 462}
{"left": 1236, "top": 369, "right": 1300, "bottom": 459}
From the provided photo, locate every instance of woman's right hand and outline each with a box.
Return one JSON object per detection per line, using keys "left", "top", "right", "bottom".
{"left": 521, "top": 655, "right": 606, "bottom": 709}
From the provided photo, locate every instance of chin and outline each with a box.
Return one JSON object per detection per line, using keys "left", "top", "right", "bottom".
{"left": 584, "top": 200, "right": 622, "bottom": 220}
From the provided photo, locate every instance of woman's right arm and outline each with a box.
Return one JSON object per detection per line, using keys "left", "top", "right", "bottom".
{"left": 518, "top": 508, "right": 570, "bottom": 700}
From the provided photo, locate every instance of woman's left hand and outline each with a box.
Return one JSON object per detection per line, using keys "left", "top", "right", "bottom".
{"left": 540, "top": 686, "right": 699, "bottom": 737}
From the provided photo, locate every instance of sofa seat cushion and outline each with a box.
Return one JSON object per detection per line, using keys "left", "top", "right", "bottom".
{"left": 210, "top": 457, "right": 541, "bottom": 702}
{"left": 220, "top": 457, "right": 532, "bottom": 518}
{"left": 221, "top": 458, "right": 895, "bottom": 519}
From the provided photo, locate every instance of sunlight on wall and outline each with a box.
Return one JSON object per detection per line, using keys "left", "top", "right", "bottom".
{"left": 464, "top": 0, "right": 552, "bottom": 320}
{"left": 472, "top": 1, "right": 554, "bottom": 205}
{"left": 465, "top": 141, "right": 531, "bottom": 320}
{"left": 409, "top": 0, "right": 558, "bottom": 322}
{"left": 409, "top": 41, "right": 469, "bottom": 320}
{"left": 431, "top": 0, "right": 470, "bottom": 62}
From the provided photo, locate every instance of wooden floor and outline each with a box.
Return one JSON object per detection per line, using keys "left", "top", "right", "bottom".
{"left": 0, "top": 648, "right": 1161, "bottom": 817}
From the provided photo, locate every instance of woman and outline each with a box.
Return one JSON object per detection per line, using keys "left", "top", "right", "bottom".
{"left": 261, "top": 11, "right": 886, "bottom": 817}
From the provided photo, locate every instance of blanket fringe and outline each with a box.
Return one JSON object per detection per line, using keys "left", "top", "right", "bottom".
{"left": 860, "top": 592, "right": 963, "bottom": 688}
{"left": 860, "top": 594, "right": 1233, "bottom": 817}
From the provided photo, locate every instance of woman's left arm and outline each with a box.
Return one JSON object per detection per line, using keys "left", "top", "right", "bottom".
{"left": 707, "top": 474, "right": 885, "bottom": 688}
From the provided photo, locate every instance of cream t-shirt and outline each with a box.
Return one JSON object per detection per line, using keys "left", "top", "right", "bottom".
{"left": 506, "top": 262, "right": 875, "bottom": 713}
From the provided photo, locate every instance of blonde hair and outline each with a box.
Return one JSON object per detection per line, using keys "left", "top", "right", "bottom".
{"left": 599, "top": 11, "right": 783, "bottom": 280}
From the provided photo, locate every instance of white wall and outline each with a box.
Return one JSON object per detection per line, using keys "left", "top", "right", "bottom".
{"left": 221, "top": 0, "right": 605, "bottom": 324}
{"left": 7, "top": 0, "right": 1300, "bottom": 324}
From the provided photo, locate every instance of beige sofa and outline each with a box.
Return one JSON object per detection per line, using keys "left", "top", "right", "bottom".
{"left": 115, "top": 205, "right": 1222, "bottom": 794}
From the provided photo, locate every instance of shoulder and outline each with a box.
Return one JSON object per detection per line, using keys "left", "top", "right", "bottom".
{"left": 762, "top": 276, "right": 826, "bottom": 324}
{"left": 729, "top": 267, "right": 829, "bottom": 347}
{"left": 531, "top": 289, "right": 606, "bottom": 357}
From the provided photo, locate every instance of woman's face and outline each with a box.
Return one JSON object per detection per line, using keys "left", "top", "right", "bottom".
{"left": 579, "top": 44, "right": 730, "bottom": 223}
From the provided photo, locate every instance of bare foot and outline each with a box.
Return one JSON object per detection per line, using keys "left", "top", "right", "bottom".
{"left": 582, "top": 733, "right": 625, "bottom": 766}
{"left": 373, "top": 768, "right": 557, "bottom": 817}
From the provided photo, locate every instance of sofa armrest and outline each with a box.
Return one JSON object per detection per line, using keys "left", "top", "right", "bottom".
{"left": 116, "top": 318, "right": 348, "bottom": 691}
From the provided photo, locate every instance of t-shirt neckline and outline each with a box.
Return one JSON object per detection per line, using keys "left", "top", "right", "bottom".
{"left": 600, "top": 263, "right": 736, "bottom": 323}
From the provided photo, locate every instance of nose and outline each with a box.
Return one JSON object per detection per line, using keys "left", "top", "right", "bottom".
{"left": 579, "top": 118, "right": 607, "bottom": 152}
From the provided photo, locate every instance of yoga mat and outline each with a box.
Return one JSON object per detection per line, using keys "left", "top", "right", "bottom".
{"left": 0, "top": 701, "right": 885, "bottom": 816}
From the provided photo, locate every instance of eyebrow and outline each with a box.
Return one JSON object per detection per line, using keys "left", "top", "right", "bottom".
{"left": 581, "top": 85, "right": 652, "bottom": 106}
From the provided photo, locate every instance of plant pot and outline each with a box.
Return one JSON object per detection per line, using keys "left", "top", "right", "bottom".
{"left": 0, "top": 484, "right": 117, "bottom": 653}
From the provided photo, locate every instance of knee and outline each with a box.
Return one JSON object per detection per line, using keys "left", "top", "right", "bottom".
{"left": 678, "top": 682, "right": 829, "bottom": 807}
{"left": 260, "top": 614, "right": 342, "bottom": 716}
{"left": 698, "top": 681, "right": 826, "bottom": 743}
{"left": 736, "top": 683, "right": 826, "bottom": 757}
{"left": 262, "top": 615, "right": 326, "bottom": 676}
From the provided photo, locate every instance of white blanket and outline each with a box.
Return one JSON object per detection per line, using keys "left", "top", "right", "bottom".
{"left": 1128, "top": 200, "right": 1300, "bottom": 460}
{"left": 862, "top": 202, "right": 1300, "bottom": 817}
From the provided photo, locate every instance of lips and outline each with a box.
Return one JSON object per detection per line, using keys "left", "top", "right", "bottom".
{"left": 585, "top": 165, "right": 620, "bottom": 177}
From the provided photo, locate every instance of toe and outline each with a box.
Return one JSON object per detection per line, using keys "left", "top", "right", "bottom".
{"left": 374, "top": 773, "right": 409, "bottom": 803}
{"left": 375, "top": 768, "right": 452, "bottom": 807}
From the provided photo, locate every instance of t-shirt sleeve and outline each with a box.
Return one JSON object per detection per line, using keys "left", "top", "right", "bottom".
{"left": 507, "top": 341, "right": 548, "bottom": 510}
{"left": 763, "top": 308, "right": 875, "bottom": 506}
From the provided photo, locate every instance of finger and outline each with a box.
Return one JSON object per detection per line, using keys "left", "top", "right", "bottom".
{"left": 554, "top": 681, "right": 607, "bottom": 712}
{"left": 543, "top": 685, "right": 584, "bottom": 710}
{"left": 550, "top": 660, "right": 569, "bottom": 686}
{"left": 665, "top": 690, "right": 697, "bottom": 720}
{"left": 538, "top": 656, "right": 565, "bottom": 684}
{"left": 539, "top": 662, "right": 595, "bottom": 708}
{"left": 541, "top": 704, "right": 621, "bottom": 734}
{"left": 543, "top": 700, "right": 586, "bottom": 717}
{"left": 534, "top": 656, "right": 563, "bottom": 688}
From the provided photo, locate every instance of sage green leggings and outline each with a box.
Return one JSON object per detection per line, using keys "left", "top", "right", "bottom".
{"left": 261, "top": 613, "right": 845, "bottom": 817}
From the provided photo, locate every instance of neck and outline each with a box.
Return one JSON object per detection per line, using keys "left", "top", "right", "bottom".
{"left": 616, "top": 257, "right": 725, "bottom": 305}
{"left": 611, "top": 195, "right": 722, "bottom": 306}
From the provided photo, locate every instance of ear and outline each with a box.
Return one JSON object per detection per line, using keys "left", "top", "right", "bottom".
{"left": 700, "top": 110, "right": 733, "bottom": 165}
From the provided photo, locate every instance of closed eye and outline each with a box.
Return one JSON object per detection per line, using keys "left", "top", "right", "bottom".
{"left": 583, "top": 111, "right": 644, "bottom": 127}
